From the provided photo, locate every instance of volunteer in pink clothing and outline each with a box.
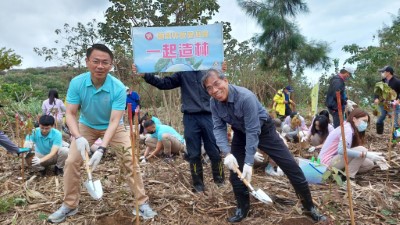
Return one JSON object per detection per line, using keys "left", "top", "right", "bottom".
{"left": 318, "top": 108, "right": 385, "bottom": 179}
{"left": 42, "top": 89, "right": 66, "bottom": 130}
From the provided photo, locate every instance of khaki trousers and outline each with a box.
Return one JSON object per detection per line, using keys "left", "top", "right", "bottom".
{"left": 330, "top": 153, "right": 374, "bottom": 178}
{"left": 32, "top": 147, "right": 69, "bottom": 171}
{"left": 63, "top": 124, "right": 148, "bottom": 208}
{"left": 145, "top": 134, "right": 184, "bottom": 156}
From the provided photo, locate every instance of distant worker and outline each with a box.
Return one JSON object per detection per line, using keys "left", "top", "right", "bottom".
{"left": 42, "top": 89, "right": 66, "bottom": 130}
{"left": 273, "top": 85, "right": 295, "bottom": 120}
{"left": 374, "top": 66, "right": 400, "bottom": 134}
{"left": 325, "top": 66, "right": 355, "bottom": 128}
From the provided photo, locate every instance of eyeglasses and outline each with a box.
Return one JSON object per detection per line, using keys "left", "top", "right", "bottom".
{"left": 205, "top": 80, "right": 224, "bottom": 93}
{"left": 89, "top": 59, "right": 112, "bottom": 67}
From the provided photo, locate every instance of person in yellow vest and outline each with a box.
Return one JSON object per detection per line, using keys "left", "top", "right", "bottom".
{"left": 273, "top": 85, "right": 295, "bottom": 120}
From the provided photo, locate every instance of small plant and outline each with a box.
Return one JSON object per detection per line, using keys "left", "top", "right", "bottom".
{"left": 0, "top": 198, "right": 14, "bottom": 213}
{"left": 322, "top": 167, "right": 345, "bottom": 186}
{"left": 38, "top": 212, "right": 48, "bottom": 221}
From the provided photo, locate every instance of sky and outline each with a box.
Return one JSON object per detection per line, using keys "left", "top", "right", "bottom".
{"left": 1, "top": 0, "right": 399, "bottom": 83}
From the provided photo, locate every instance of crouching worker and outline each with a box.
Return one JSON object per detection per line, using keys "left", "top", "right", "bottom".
{"left": 25, "top": 115, "right": 68, "bottom": 176}
{"left": 142, "top": 120, "right": 185, "bottom": 161}
{"left": 202, "top": 69, "right": 326, "bottom": 223}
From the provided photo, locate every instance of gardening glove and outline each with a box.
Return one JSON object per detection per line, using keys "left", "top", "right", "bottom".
{"left": 223, "top": 154, "right": 238, "bottom": 171}
{"left": 32, "top": 156, "right": 41, "bottom": 166}
{"left": 24, "top": 141, "right": 34, "bottom": 149}
{"left": 346, "top": 99, "right": 357, "bottom": 111}
{"left": 254, "top": 152, "right": 265, "bottom": 163}
{"left": 241, "top": 164, "right": 253, "bottom": 182}
{"left": 366, "top": 151, "right": 385, "bottom": 162}
{"left": 88, "top": 147, "right": 106, "bottom": 171}
{"left": 308, "top": 146, "right": 316, "bottom": 153}
{"left": 75, "top": 136, "right": 90, "bottom": 160}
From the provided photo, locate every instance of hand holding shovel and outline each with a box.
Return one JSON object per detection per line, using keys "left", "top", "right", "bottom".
{"left": 233, "top": 167, "right": 273, "bottom": 204}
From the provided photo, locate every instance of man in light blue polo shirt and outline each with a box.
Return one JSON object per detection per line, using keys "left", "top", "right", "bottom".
{"left": 48, "top": 44, "right": 157, "bottom": 223}
{"left": 25, "top": 115, "right": 68, "bottom": 176}
{"left": 142, "top": 120, "right": 185, "bottom": 161}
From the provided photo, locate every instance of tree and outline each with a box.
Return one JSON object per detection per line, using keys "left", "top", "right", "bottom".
{"left": 34, "top": 19, "right": 102, "bottom": 70}
{"left": 342, "top": 9, "right": 400, "bottom": 104}
{"left": 237, "top": 0, "right": 330, "bottom": 84}
{"left": 99, "top": 0, "right": 220, "bottom": 47}
{"left": 0, "top": 47, "right": 22, "bottom": 71}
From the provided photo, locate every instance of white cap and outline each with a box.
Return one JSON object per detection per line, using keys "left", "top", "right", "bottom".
{"left": 343, "top": 66, "right": 355, "bottom": 75}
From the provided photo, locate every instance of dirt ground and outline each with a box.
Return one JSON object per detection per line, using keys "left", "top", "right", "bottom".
{"left": 1, "top": 115, "right": 400, "bottom": 225}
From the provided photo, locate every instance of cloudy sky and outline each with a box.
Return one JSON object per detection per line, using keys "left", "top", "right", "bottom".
{"left": 1, "top": 0, "right": 399, "bottom": 82}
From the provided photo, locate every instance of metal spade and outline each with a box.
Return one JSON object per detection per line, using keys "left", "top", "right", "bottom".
{"left": 234, "top": 167, "right": 273, "bottom": 204}
{"left": 84, "top": 151, "right": 103, "bottom": 200}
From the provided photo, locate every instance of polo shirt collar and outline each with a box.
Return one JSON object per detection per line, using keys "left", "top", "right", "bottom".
{"left": 35, "top": 127, "right": 52, "bottom": 139}
{"left": 84, "top": 72, "right": 111, "bottom": 93}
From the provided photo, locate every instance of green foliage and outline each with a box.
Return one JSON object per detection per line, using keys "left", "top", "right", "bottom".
{"left": 343, "top": 10, "right": 400, "bottom": 103}
{"left": 374, "top": 81, "right": 397, "bottom": 100}
{"left": 237, "top": 0, "right": 330, "bottom": 84}
{"left": 100, "top": 0, "right": 220, "bottom": 47}
{"left": 0, "top": 197, "right": 26, "bottom": 213}
{"left": 322, "top": 167, "right": 345, "bottom": 186}
{"left": 33, "top": 19, "right": 101, "bottom": 70}
{"left": 38, "top": 212, "right": 48, "bottom": 221}
{"left": 0, "top": 47, "right": 22, "bottom": 71}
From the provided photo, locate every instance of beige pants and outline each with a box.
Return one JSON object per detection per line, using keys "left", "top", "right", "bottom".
{"left": 329, "top": 153, "right": 374, "bottom": 178}
{"left": 32, "top": 147, "right": 69, "bottom": 171}
{"left": 63, "top": 124, "right": 148, "bottom": 208}
{"left": 145, "top": 134, "right": 184, "bottom": 156}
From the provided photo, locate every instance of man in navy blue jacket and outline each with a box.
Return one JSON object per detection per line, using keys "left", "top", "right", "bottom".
{"left": 132, "top": 64, "right": 225, "bottom": 192}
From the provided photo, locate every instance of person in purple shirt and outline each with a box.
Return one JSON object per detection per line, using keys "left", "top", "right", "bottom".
{"left": 202, "top": 69, "right": 326, "bottom": 223}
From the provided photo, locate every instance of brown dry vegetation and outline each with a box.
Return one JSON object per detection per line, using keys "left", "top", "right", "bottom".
{"left": 1, "top": 113, "right": 400, "bottom": 225}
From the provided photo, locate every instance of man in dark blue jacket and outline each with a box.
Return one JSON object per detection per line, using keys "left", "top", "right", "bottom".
{"left": 325, "top": 66, "right": 354, "bottom": 128}
{"left": 132, "top": 64, "right": 225, "bottom": 192}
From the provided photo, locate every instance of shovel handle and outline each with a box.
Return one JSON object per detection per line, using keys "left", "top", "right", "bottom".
{"left": 233, "top": 167, "right": 254, "bottom": 191}
{"left": 85, "top": 150, "right": 92, "bottom": 180}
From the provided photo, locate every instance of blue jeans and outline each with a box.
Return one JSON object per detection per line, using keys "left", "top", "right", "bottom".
{"left": 377, "top": 105, "right": 400, "bottom": 128}
{"left": 183, "top": 113, "right": 221, "bottom": 164}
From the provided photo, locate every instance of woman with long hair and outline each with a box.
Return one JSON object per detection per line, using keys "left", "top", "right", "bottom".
{"left": 318, "top": 108, "right": 385, "bottom": 179}
{"left": 42, "top": 89, "right": 66, "bottom": 130}
{"left": 308, "top": 115, "right": 333, "bottom": 149}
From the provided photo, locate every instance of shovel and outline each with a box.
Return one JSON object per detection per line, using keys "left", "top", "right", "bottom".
{"left": 84, "top": 151, "right": 103, "bottom": 200}
{"left": 233, "top": 167, "right": 273, "bottom": 204}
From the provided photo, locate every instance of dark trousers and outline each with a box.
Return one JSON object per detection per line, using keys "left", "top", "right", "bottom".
{"left": 230, "top": 119, "right": 311, "bottom": 201}
{"left": 328, "top": 108, "right": 342, "bottom": 128}
{"left": 183, "top": 113, "right": 221, "bottom": 164}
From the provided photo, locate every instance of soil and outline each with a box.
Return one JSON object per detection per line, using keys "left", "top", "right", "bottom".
{"left": 1, "top": 115, "right": 400, "bottom": 225}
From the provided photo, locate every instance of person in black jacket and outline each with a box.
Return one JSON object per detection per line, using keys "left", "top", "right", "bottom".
{"left": 132, "top": 64, "right": 225, "bottom": 192}
{"left": 374, "top": 66, "right": 400, "bottom": 134}
{"left": 325, "top": 66, "right": 355, "bottom": 128}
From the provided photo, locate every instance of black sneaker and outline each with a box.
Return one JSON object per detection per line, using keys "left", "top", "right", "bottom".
{"left": 54, "top": 166, "right": 63, "bottom": 176}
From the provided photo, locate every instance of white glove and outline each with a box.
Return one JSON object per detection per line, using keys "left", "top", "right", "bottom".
{"left": 32, "top": 156, "right": 41, "bottom": 166}
{"left": 241, "top": 164, "right": 253, "bottom": 182}
{"left": 24, "top": 141, "right": 34, "bottom": 149}
{"left": 223, "top": 154, "right": 238, "bottom": 171}
{"left": 139, "top": 156, "right": 146, "bottom": 161}
{"left": 254, "top": 152, "right": 265, "bottom": 163}
{"left": 366, "top": 151, "right": 385, "bottom": 162}
{"left": 346, "top": 99, "right": 357, "bottom": 111}
{"left": 88, "top": 150, "right": 104, "bottom": 171}
{"left": 308, "top": 146, "right": 316, "bottom": 153}
{"left": 75, "top": 137, "right": 90, "bottom": 160}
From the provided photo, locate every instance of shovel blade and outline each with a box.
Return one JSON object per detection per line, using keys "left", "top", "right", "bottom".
{"left": 84, "top": 179, "right": 103, "bottom": 200}
{"left": 251, "top": 189, "right": 273, "bottom": 204}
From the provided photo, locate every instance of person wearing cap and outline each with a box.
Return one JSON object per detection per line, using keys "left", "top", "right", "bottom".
{"left": 202, "top": 68, "right": 326, "bottom": 223}
{"left": 325, "top": 66, "right": 355, "bottom": 128}
{"left": 273, "top": 85, "right": 295, "bottom": 120}
{"left": 374, "top": 66, "right": 400, "bottom": 134}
